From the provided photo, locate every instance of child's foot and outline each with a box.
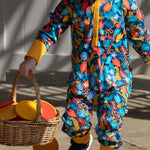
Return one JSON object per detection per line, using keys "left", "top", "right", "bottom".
{"left": 68, "top": 135, "right": 93, "bottom": 150}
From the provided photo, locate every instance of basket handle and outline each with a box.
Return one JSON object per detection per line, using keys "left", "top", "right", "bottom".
{"left": 11, "top": 71, "right": 42, "bottom": 122}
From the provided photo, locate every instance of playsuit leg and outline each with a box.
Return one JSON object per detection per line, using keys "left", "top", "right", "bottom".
{"left": 95, "top": 85, "right": 132, "bottom": 149}
{"left": 62, "top": 88, "right": 93, "bottom": 137}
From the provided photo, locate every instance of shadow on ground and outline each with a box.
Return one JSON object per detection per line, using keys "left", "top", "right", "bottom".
{"left": 0, "top": 71, "right": 150, "bottom": 121}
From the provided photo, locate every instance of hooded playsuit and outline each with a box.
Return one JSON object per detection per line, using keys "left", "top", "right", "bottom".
{"left": 26, "top": 0, "right": 150, "bottom": 149}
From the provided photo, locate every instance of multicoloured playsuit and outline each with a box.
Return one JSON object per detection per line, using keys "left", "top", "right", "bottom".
{"left": 26, "top": 0, "right": 150, "bottom": 149}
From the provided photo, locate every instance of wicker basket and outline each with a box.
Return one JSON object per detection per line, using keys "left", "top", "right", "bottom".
{"left": 0, "top": 72, "right": 61, "bottom": 146}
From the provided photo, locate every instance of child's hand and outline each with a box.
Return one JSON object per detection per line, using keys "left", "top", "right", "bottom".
{"left": 19, "top": 57, "right": 36, "bottom": 79}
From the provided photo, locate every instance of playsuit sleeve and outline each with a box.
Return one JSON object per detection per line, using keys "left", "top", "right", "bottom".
{"left": 25, "top": 0, "right": 72, "bottom": 64}
{"left": 123, "top": 0, "right": 150, "bottom": 65}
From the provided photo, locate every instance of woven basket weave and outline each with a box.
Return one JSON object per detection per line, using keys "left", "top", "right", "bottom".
{"left": 0, "top": 72, "right": 61, "bottom": 146}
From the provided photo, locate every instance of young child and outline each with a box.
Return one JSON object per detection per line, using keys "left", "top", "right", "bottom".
{"left": 19, "top": 0, "right": 150, "bottom": 149}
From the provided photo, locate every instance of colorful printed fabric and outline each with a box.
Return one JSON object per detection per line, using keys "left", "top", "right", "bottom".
{"left": 26, "top": 0, "right": 150, "bottom": 149}
{"left": 62, "top": 84, "right": 131, "bottom": 149}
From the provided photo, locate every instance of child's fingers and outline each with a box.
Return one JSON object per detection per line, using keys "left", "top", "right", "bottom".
{"left": 19, "top": 59, "right": 36, "bottom": 79}
{"left": 19, "top": 62, "right": 30, "bottom": 78}
{"left": 27, "top": 69, "right": 36, "bottom": 79}
{"left": 21, "top": 69, "right": 29, "bottom": 78}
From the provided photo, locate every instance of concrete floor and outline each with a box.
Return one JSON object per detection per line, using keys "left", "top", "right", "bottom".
{"left": 0, "top": 71, "right": 150, "bottom": 150}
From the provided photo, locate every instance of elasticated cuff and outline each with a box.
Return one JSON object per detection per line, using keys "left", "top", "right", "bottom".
{"left": 147, "top": 62, "right": 150, "bottom": 65}
{"left": 72, "top": 132, "right": 90, "bottom": 144}
{"left": 145, "top": 56, "right": 150, "bottom": 66}
{"left": 25, "top": 40, "right": 47, "bottom": 65}
{"left": 100, "top": 144, "right": 117, "bottom": 150}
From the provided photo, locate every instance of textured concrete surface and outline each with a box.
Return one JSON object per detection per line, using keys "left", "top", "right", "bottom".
{"left": 0, "top": 71, "right": 150, "bottom": 150}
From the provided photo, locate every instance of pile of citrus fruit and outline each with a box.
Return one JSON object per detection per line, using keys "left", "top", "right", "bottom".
{"left": 0, "top": 100, "right": 57, "bottom": 121}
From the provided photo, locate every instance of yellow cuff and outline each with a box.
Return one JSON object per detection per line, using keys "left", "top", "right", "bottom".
{"left": 146, "top": 61, "right": 150, "bottom": 65}
{"left": 100, "top": 144, "right": 116, "bottom": 150}
{"left": 33, "top": 138, "right": 58, "bottom": 150}
{"left": 145, "top": 56, "right": 150, "bottom": 66}
{"left": 25, "top": 40, "right": 47, "bottom": 65}
{"left": 72, "top": 132, "right": 90, "bottom": 144}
